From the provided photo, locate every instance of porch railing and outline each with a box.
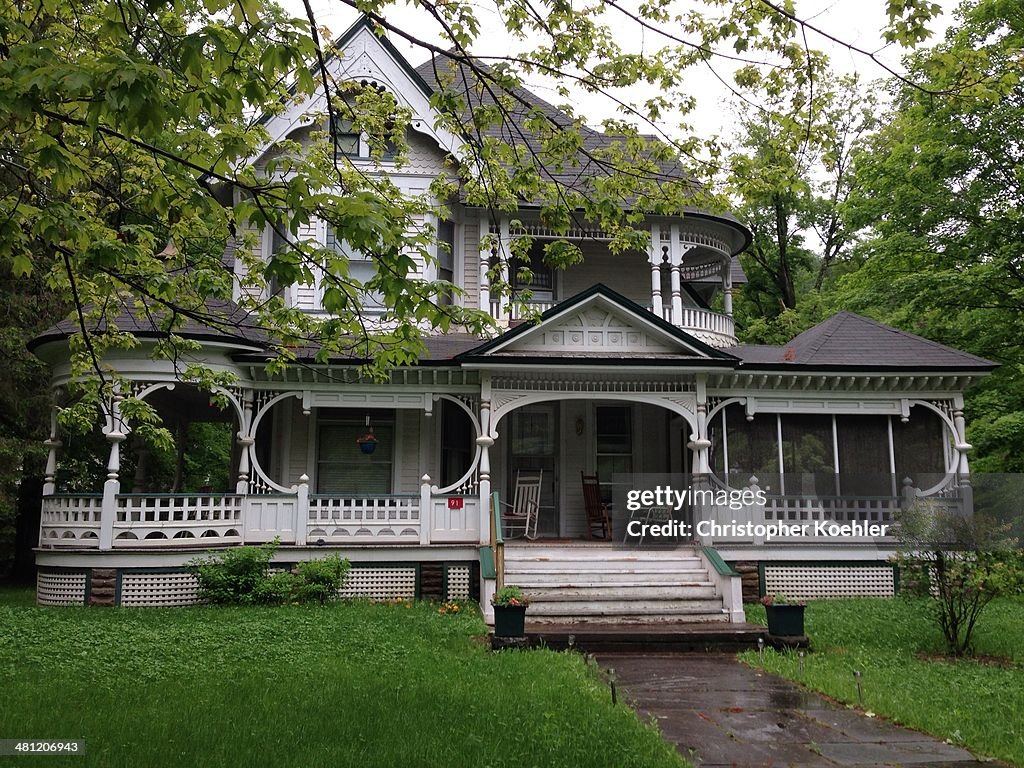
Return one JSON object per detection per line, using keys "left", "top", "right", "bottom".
{"left": 39, "top": 479, "right": 483, "bottom": 550}
{"left": 490, "top": 298, "right": 736, "bottom": 344}
{"left": 113, "top": 494, "right": 244, "bottom": 546}
{"left": 306, "top": 495, "right": 421, "bottom": 543}
{"left": 40, "top": 494, "right": 103, "bottom": 548}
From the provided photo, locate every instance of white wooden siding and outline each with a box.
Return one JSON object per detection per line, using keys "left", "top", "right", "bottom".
{"left": 396, "top": 409, "right": 421, "bottom": 493}
{"left": 560, "top": 244, "right": 649, "bottom": 304}
{"left": 462, "top": 219, "right": 479, "bottom": 308}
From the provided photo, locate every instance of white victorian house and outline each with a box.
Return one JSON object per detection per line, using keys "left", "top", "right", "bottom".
{"left": 29, "top": 17, "right": 994, "bottom": 621}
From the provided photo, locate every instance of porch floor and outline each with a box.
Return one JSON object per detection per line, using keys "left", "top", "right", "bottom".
{"left": 521, "top": 621, "right": 767, "bottom": 653}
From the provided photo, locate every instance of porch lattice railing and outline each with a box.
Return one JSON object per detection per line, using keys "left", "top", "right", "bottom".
{"left": 40, "top": 494, "right": 102, "bottom": 547}
{"left": 113, "top": 494, "right": 244, "bottom": 546}
{"left": 306, "top": 495, "right": 420, "bottom": 542}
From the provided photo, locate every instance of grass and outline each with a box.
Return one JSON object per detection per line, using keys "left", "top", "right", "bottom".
{"left": 0, "top": 588, "right": 686, "bottom": 768}
{"left": 742, "top": 596, "right": 1024, "bottom": 766}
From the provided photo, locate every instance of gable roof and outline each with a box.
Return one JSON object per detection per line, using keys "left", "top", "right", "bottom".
{"left": 459, "top": 284, "right": 738, "bottom": 364}
{"left": 732, "top": 312, "right": 996, "bottom": 371}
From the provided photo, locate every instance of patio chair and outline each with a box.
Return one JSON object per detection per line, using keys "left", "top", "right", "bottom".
{"left": 580, "top": 472, "right": 612, "bottom": 540}
{"left": 501, "top": 470, "right": 543, "bottom": 540}
{"left": 624, "top": 505, "right": 673, "bottom": 545}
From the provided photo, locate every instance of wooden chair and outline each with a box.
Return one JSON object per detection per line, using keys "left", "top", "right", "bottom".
{"left": 580, "top": 472, "right": 612, "bottom": 540}
{"left": 501, "top": 470, "right": 543, "bottom": 540}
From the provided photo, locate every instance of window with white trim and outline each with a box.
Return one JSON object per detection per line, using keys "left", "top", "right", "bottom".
{"left": 316, "top": 410, "right": 395, "bottom": 495}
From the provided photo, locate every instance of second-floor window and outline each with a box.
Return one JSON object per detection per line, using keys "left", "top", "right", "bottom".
{"left": 325, "top": 225, "right": 383, "bottom": 311}
{"left": 331, "top": 83, "right": 400, "bottom": 161}
{"left": 512, "top": 238, "right": 554, "bottom": 297}
{"left": 437, "top": 219, "right": 455, "bottom": 306}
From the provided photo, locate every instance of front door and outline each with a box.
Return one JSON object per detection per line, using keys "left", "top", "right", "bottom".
{"left": 508, "top": 404, "right": 559, "bottom": 537}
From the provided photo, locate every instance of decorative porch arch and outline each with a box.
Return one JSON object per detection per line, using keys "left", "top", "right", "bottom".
{"left": 488, "top": 390, "right": 699, "bottom": 436}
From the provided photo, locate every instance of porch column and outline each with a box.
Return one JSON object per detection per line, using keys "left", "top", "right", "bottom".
{"left": 236, "top": 389, "right": 254, "bottom": 495}
{"left": 952, "top": 400, "right": 974, "bottom": 515}
{"left": 99, "top": 392, "right": 127, "bottom": 551}
{"left": 477, "top": 378, "right": 494, "bottom": 546}
{"left": 669, "top": 223, "right": 683, "bottom": 324}
{"left": 691, "top": 376, "right": 712, "bottom": 475}
{"left": 42, "top": 405, "right": 61, "bottom": 496}
{"left": 649, "top": 223, "right": 663, "bottom": 317}
{"left": 478, "top": 214, "right": 491, "bottom": 314}
{"left": 722, "top": 261, "right": 733, "bottom": 316}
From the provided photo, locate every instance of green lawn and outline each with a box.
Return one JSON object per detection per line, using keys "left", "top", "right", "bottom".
{"left": 743, "top": 596, "right": 1024, "bottom": 766}
{"left": 0, "top": 588, "right": 685, "bottom": 768}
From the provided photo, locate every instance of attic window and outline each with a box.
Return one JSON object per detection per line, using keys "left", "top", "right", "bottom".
{"left": 331, "top": 82, "right": 400, "bottom": 160}
{"left": 332, "top": 115, "right": 360, "bottom": 156}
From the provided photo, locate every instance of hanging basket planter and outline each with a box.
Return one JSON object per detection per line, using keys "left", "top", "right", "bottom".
{"left": 356, "top": 428, "right": 378, "bottom": 455}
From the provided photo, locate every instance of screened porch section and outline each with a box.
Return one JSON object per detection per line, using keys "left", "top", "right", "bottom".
{"left": 702, "top": 402, "right": 965, "bottom": 541}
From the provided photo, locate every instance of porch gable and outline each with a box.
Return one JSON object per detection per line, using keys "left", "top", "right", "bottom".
{"left": 462, "top": 284, "right": 738, "bottom": 361}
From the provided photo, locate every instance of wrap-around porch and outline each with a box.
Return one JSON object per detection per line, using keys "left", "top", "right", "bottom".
{"left": 39, "top": 369, "right": 969, "bottom": 554}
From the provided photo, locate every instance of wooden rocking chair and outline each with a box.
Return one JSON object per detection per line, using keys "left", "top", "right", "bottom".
{"left": 501, "top": 470, "right": 543, "bottom": 540}
{"left": 580, "top": 472, "right": 612, "bottom": 540}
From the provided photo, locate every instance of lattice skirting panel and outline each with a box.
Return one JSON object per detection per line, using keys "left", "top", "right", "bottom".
{"left": 763, "top": 564, "right": 896, "bottom": 601}
{"left": 37, "top": 571, "right": 88, "bottom": 606}
{"left": 445, "top": 565, "right": 471, "bottom": 600}
{"left": 340, "top": 567, "right": 417, "bottom": 600}
{"left": 120, "top": 572, "right": 202, "bottom": 607}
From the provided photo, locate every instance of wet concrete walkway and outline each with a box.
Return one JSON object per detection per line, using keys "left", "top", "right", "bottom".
{"left": 600, "top": 654, "right": 1001, "bottom": 767}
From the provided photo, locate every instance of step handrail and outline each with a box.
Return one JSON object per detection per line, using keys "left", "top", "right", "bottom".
{"left": 491, "top": 491, "right": 504, "bottom": 591}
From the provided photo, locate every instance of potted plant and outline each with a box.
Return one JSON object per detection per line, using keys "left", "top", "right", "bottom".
{"left": 491, "top": 585, "right": 529, "bottom": 638}
{"left": 761, "top": 593, "right": 806, "bottom": 636}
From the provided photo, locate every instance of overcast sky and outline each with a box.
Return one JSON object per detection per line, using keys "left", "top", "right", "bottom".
{"left": 283, "top": 0, "right": 960, "bottom": 142}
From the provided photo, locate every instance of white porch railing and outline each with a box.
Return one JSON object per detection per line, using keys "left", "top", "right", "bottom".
{"left": 40, "top": 486, "right": 481, "bottom": 550}
{"left": 307, "top": 495, "right": 421, "bottom": 543}
{"left": 657, "top": 306, "right": 736, "bottom": 345}
{"left": 700, "top": 491, "right": 903, "bottom": 546}
{"left": 113, "top": 494, "right": 244, "bottom": 546}
{"left": 40, "top": 495, "right": 103, "bottom": 548}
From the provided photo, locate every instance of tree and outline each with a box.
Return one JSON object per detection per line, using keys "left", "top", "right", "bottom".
{"left": 0, "top": 259, "right": 67, "bottom": 578}
{"left": 894, "top": 501, "right": 1024, "bottom": 656}
{"left": 0, "top": 0, "right": 952, "bottom": 438}
{"left": 841, "top": 0, "right": 1024, "bottom": 472}
{"left": 726, "top": 73, "right": 875, "bottom": 342}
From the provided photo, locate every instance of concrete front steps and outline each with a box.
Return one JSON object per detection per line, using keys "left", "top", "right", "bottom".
{"left": 503, "top": 543, "right": 731, "bottom": 626}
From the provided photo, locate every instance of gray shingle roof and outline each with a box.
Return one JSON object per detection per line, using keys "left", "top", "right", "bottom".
{"left": 732, "top": 312, "right": 995, "bottom": 370}
{"left": 29, "top": 298, "right": 268, "bottom": 352}
{"left": 413, "top": 55, "right": 750, "bottom": 251}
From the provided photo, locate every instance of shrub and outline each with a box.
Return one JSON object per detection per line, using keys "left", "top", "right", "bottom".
{"left": 492, "top": 585, "right": 528, "bottom": 607}
{"left": 894, "top": 502, "right": 1024, "bottom": 656}
{"left": 187, "top": 542, "right": 351, "bottom": 606}
{"left": 188, "top": 540, "right": 280, "bottom": 605}
{"left": 292, "top": 556, "right": 350, "bottom": 605}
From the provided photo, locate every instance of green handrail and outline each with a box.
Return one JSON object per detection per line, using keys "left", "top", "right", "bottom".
{"left": 491, "top": 491, "right": 504, "bottom": 590}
